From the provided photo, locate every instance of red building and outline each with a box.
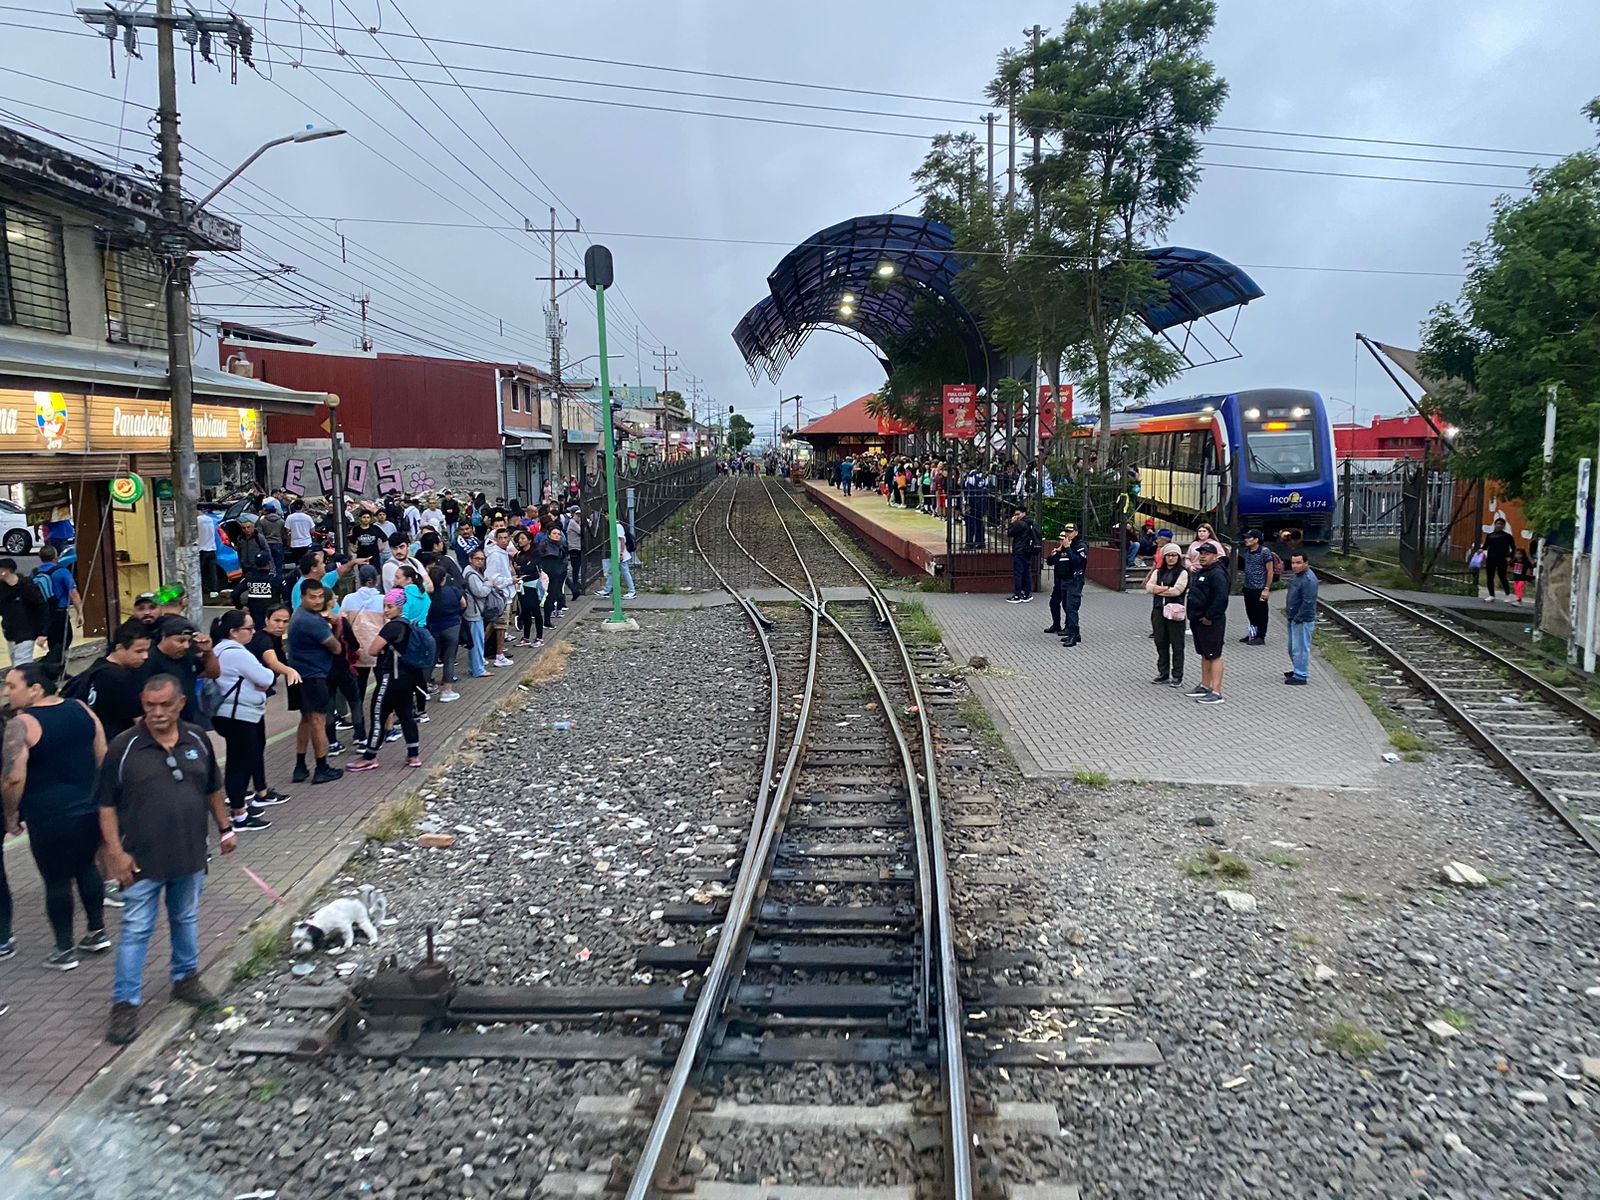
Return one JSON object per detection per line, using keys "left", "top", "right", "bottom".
{"left": 796, "top": 394, "right": 914, "bottom": 461}
{"left": 1333, "top": 412, "right": 1453, "bottom": 463}
{"left": 219, "top": 327, "right": 564, "bottom": 504}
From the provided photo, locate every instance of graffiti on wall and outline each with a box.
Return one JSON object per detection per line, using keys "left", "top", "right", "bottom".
{"left": 270, "top": 443, "right": 503, "bottom": 500}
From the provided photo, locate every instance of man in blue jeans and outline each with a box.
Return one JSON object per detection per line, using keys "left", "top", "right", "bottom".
{"left": 98, "top": 674, "right": 235, "bottom": 1044}
{"left": 1283, "top": 551, "right": 1319, "bottom": 685}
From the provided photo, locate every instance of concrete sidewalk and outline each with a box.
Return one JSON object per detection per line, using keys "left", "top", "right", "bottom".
{"left": 0, "top": 596, "right": 596, "bottom": 1164}
{"left": 920, "top": 585, "right": 1388, "bottom": 790}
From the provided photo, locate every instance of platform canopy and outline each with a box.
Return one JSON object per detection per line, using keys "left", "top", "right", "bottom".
{"left": 732, "top": 218, "right": 1264, "bottom": 383}
{"left": 732, "top": 214, "right": 1003, "bottom": 386}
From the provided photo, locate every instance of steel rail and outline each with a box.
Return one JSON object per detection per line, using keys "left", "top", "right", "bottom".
{"left": 767, "top": 479, "right": 975, "bottom": 1200}
{"left": 622, "top": 476, "right": 820, "bottom": 1200}
{"left": 1317, "top": 579, "right": 1600, "bottom": 858}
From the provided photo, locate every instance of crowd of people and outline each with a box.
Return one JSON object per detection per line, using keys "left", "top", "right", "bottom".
{"left": 1015, "top": 514, "right": 1320, "bottom": 705}
{"left": 0, "top": 484, "right": 641, "bottom": 1043}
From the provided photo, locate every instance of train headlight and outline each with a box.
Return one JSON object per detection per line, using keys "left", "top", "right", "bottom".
{"left": 1291, "top": 407, "right": 1308, "bottom": 418}
{"left": 1244, "top": 408, "right": 1260, "bottom": 420}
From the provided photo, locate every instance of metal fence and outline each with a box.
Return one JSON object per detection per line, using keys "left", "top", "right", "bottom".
{"left": 1337, "top": 460, "right": 1482, "bottom": 593}
{"left": 573, "top": 456, "right": 718, "bottom": 589}
{"left": 945, "top": 478, "right": 1133, "bottom": 591}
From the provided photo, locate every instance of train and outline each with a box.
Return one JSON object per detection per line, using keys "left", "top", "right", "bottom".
{"left": 1102, "top": 387, "right": 1337, "bottom": 544}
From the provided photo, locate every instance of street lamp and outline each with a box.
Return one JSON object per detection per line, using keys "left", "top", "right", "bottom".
{"left": 165, "top": 124, "right": 345, "bottom": 624}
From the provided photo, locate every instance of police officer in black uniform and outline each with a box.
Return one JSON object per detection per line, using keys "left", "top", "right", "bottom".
{"left": 231, "top": 552, "right": 285, "bottom": 627}
{"left": 1047, "top": 523, "right": 1089, "bottom": 646}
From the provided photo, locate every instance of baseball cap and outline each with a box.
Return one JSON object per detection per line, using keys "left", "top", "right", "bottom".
{"left": 1063, "top": 523, "right": 1078, "bottom": 532}
{"left": 255, "top": 551, "right": 271, "bottom": 566}
{"left": 1157, "top": 528, "right": 1173, "bottom": 539}
{"left": 1143, "top": 518, "right": 1156, "bottom": 527}
{"left": 1197, "top": 541, "right": 1220, "bottom": 555}
{"left": 134, "top": 591, "right": 158, "bottom": 606}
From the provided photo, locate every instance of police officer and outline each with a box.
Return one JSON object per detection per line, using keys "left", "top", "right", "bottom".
{"left": 231, "top": 552, "right": 285, "bottom": 627}
{"left": 961, "top": 463, "right": 986, "bottom": 549}
{"left": 1047, "top": 523, "right": 1089, "bottom": 646}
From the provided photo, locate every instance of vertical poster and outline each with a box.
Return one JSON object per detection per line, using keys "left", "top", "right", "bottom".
{"left": 942, "top": 384, "right": 977, "bottom": 439}
{"left": 1038, "top": 383, "right": 1074, "bottom": 440}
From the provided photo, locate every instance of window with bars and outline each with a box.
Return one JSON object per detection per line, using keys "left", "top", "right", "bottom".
{"left": 0, "top": 205, "right": 71, "bottom": 333}
{"left": 103, "top": 243, "right": 167, "bottom": 347}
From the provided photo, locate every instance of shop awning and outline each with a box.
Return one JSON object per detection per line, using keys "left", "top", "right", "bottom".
{"left": 0, "top": 336, "right": 329, "bottom": 410}
{"left": 503, "top": 431, "right": 554, "bottom": 447}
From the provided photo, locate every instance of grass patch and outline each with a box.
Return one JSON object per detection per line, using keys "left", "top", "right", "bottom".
{"left": 957, "top": 695, "right": 1003, "bottom": 748}
{"left": 233, "top": 929, "right": 288, "bottom": 984}
{"left": 248, "top": 1079, "right": 287, "bottom": 1104}
{"left": 1289, "top": 932, "right": 1320, "bottom": 948}
{"left": 894, "top": 600, "right": 943, "bottom": 645}
{"left": 1323, "top": 1021, "right": 1386, "bottom": 1058}
{"left": 1313, "top": 627, "right": 1432, "bottom": 754}
{"left": 1340, "top": 890, "right": 1368, "bottom": 904}
{"left": 1484, "top": 872, "right": 1514, "bottom": 887}
{"left": 523, "top": 640, "right": 573, "bottom": 686}
{"left": 1175, "top": 847, "right": 1251, "bottom": 880}
{"left": 1072, "top": 769, "right": 1111, "bottom": 788}
{"left": 1436, "top": 1007, "right": 1471, "bottom": 1030}
{"left": 1260, "top": 850, "right": 1304, "bottom": 869}
{"left": 1403, "top": 751, "right": 1425, "bottom": 762}
{"left": 368, "top": 793, "right": 424, "bottom": 844}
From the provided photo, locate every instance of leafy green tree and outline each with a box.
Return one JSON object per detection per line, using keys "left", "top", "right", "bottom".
{"left": 998, "top": 0, "right": 1225, "bottom": 453}
{"left": 728, "top": 413, "right": 756, "bottom": 453}
{"left": 1419, "top": 98, "right": 1600, "bottom": 531}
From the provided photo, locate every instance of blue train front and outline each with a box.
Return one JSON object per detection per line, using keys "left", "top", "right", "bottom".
{"left": 1107, "top": 387, "right": 1337, "bottom": 543}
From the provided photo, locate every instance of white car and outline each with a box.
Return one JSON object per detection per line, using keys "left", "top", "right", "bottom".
{"left": 0, "top": 499, "right": 33, "bottom": 555}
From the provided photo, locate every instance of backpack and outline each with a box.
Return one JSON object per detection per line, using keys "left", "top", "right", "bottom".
{"left": 399, "top": 619, "right": 436, "bottom": 672}
{"left": 60, "top": 657, "right": 108, "bottom": 703}
{"left": 623, "top": 526, "right": 636, "bottom": 554}
{"left": 1027, "top": 524, "right": 1044, "bottom": 554}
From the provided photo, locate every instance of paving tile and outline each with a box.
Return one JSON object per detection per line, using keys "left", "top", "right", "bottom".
{"left": 919, "top": 586, "right": 1386, "bottom": 788}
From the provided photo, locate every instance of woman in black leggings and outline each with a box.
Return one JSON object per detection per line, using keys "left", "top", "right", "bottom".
{"left": 2, "top": 663, "right": 108, "bottom": 969}
{"left": 513, "top": 529, "right": 545, "bottom": 646}
{"left": 538, "top": 525, "right": 568, "bottom": 625}
{"left": 210, "top": 610, "right": 282, "bottom": 832}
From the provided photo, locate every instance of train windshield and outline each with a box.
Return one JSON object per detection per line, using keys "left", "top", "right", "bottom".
{"left": 1243, "top": 428, "right": 1318, "bottom": 482}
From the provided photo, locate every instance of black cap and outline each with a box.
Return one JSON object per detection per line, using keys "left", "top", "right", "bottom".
{"left": 255, "top": 551, "right": 271, "bottom": 566}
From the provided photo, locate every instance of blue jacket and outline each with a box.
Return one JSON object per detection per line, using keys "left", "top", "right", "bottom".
{"left": 1286, "top": 568, "right": 1319, "bottom": 624}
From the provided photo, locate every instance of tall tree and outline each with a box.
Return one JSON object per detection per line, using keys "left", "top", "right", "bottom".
{"left": 998, "top": 0, "right": 1226, "bottom": 453}
{"left": 1419, "top": 98, "right": 1600, "bottom": 532}
{"left": 728, "top": 413, "right": 756, "bottom": 453}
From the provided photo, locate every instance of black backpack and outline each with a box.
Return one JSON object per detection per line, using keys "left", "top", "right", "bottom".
{"left": 60, "top": 657, "right": 109, "bottom": 703}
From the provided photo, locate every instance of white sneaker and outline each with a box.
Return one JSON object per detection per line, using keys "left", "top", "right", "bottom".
{"left": 623, "top": 591, "right": 637, "bottom": 599}
{"left": 494, "top": 654, "right": 514, "bottom": 667}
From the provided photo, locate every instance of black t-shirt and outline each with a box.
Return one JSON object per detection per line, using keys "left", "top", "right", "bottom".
{"left": 89, "top": 662, "right": 147, "bottom": 739}
{"left": 1483, "top": 530, "right": 1515, "bottom": 561}
{"left": 352, "top": 527, "right": 384, "bottom": 562}
{"left": 376, "top": 617, "right": 410, "bottom": 676}
{"left": 98, "top": 723, "right": 221, "bottom": 882}
{"left": 248, "top": 630, "right": 283, "bottom": 693}
{"left": 440, "top": 498, "right": 460, "bottom": 526}
{"left": 513, "top": 548, "right": 541, "bottom": 583}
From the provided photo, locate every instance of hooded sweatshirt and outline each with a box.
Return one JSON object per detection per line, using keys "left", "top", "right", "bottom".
{"left": 342, "top": 585, "right": 386, "bottom": 669}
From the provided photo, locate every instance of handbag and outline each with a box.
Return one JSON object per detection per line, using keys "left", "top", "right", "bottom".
{"left": 1469, "top": 551, "right": 1486, "bottom": 569}
{"left": 1163, "top": 601, "right": 1188, "bottom": 621}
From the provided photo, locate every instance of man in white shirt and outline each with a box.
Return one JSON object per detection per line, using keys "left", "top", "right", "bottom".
{"left": 196, "top": 510, "right": 220, "bottom": 596}
{"left": 285, "top": 500, "right": 316, "bottom": 550}
{"left": 402, "top": 498, "right": 423, "bottom": 542}
{"left": 420, "top": 498, "right": 446, "bottom": 534}
{"left": 483, "top": 526, "right": 517, "bottom": 668}
{"left": 600, "top": 519, "right": 636, "bottom": 599}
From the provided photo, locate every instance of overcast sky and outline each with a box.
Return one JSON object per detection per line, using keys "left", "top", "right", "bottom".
{"left": 3, "top": 0, "right": 1597, "bottom": 436}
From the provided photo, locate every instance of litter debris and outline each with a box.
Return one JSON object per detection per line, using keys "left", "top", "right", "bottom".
{"left": 291, "top": 962, "right": 316, "bottom": 977}
{"left": 418, "top": 833, "right": 456, "bottom": 850}
{"left": 1441, "top": 861, "right": 1489, "bottom": 888}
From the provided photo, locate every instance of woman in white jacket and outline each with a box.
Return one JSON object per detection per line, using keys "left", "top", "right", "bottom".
{"left": 210, "top": 609, "right": 283, "bottom": 833}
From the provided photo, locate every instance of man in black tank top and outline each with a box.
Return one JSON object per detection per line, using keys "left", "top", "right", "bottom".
{"left": 2, "top": 663, "right": 110, "bottom": 971}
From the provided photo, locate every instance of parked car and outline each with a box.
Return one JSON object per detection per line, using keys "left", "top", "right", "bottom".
{"left": 0, "top": 498, "right": 33, "bottom": 555}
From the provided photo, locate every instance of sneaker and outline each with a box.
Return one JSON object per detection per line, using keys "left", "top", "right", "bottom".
{"left": 1185, "top": 685, "right": 1209, "bottom": 698}
{"left": 102, "top": 883, "right": 124, "bottom": 909}
{"left": 384, "top": 727, "right": 403, "bottom": 743}
{"left": 347, "top": 758, "right": 379, "bottom": 772}
{"left": 417, "top": 713, "right": 432, "bottom": 724}
{"left": 107, "top": 1001, "right": 139, "bottom": 1045}
{"left": 292, "top": 763, "right": 311, "bottom": 784}
{"left": 532, "top": 639, "right": 544, "bottom": 647}
{"left": 0, "top": 938, "right": 15, "bottom": 959}
{"left": 1284, "top": 670, "right": 1297, "bottom": 680}
{"left": 493, "top": 655, "right": 514, "bottom": 667}
{"left": 312, "top": 765, "right": 344, "bottom": 785}
{"left": 558, "top": 607, "right": 569, "bottom": 616}
{"left": 1021, "top": 594, "right": 1033, "bottom": 602}
{"left": 1238, "top": 634, "right": 1254, "bottom": 644}
{"left": 1197, "top": 691, "right": 1225, "bottom": 704}
{"left": 1284, "top": 676, "right": 1308, "bottom": 686}
{"left": 77, "top": 929, "right": 112, "bottom": 954}
{"left": 1005, "top": 596, "right": 1024, "bottom": 604}
{"left": 1168, "top": 678, "right": 1184, "bottom": 689}
{"left": 1150, "top": 675, "right": 1170, "bottom": 685}
{"left": 171, "top": 974, "right": 217, "bottom": 1008}
{"left": 623, "top": 592, "right": 636, "bottom": 600}
{"left": 326, "top": 739, "right": 346, "bottom": 756}
{"left": 406, "top": 757, "right": 423, "bottom": 769}
{"left": 45, "top": 948, "right": 80, "bottom": 971}
{"left": 1247, "top": 637, "right": 1265, "bottom": 646}
{"left": 335, "top": 718, "right": 354, "bottom": 732}
{"left": 255, "top": 789, "right": 292, "bottom": 806}
{"left": 439, "top": 691, "right": 461, "bottom": 702}
{"left": 231, "top": 813, "right": 273, "bottom": 832}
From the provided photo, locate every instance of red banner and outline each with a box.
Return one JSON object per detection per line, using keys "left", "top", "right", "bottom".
{"left": 876, "top": 396, "right": 918, "bottom": 437}
{"left": 942, "top": 384, "right": 978, "bottom": 439}
{"left": 1039, "top": 383, "right": 1074, "bottom": 440}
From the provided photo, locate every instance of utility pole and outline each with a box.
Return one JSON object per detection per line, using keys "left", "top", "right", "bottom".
{"left": 983, "top": 112, "right": 997, "bottom": 204}
{"left": 78, "top": 0, "right": 254, "bottom": 626}
{"left": 652, "top": 345, "right": 679, "bottom": 397}
{"left": 537, "top": 206, "right": 581, "bottom": 485}
{"left": 1027, "top": 23, "right": 1043, "bottom": 218}
{"left": 1006, "top": 89, "right": 1017, "bottom": 204}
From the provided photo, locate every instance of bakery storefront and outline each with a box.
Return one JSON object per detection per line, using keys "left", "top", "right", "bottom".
{"left": 0, "top": 388, "right": 271, "bottom": 638}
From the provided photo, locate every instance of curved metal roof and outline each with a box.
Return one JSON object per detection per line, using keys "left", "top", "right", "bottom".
{"left": 1138, "top": 246, "right": 1265, "bottom": 333}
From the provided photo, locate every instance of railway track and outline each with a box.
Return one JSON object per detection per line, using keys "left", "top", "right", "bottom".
{"left": 620, "top": 473, "right": 975, "bottom": 1199}
{"left": 1317, "top": 571, "right": 1600, "bottom": 855}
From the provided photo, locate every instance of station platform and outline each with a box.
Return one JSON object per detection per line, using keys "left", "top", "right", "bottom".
{"left": 919, "top": 585, "right": 1388, "bottom": 790}
{"left": 801, "top": 480, "right": 981, "bottom": 581}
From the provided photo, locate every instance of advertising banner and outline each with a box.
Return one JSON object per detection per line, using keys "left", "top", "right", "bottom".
{"left": 1039, "top": 383, "right": 1074, "bottom": 440}
{"left": 942, "top": 384, "right": 978, "bottom": 439}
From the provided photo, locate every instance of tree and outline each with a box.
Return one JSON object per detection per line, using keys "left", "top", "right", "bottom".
{"left": 999, "top": 0, "right": 1225, "bottom": 454}
{"left": 1419, "top": 98, "right": 1600, "bottom": 532}
{"left": 728, "top": 413, "right": 755, "bottom": 453}
{"left": 660, "top": 390, "right": 686, "bottom": 412}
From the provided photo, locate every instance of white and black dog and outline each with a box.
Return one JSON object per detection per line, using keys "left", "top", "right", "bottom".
{"left": 291, "top": 885, "right": 388, "bottom": 954}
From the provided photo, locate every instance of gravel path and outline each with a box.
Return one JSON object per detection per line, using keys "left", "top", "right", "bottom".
{"left": 24, "top": 606, "right": 770, "bottom": 1200}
